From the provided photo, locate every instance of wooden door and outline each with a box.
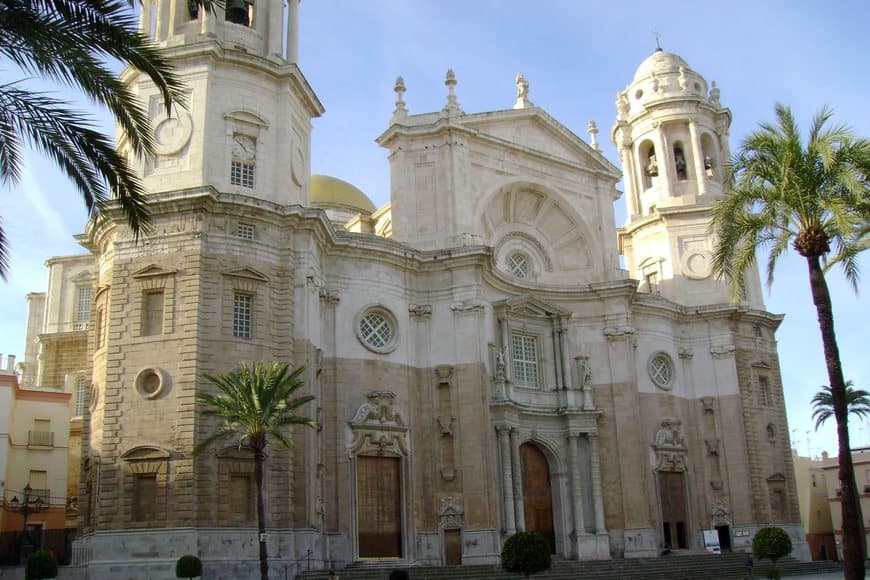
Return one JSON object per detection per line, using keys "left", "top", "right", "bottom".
{"left": 520, "top": 443, "right": 556, "bottom": 553}
{"left": 659, "top": 471, "right": 688, "bottom": 549}
{"left": 357, "top": 455, "right": 402, "bottom": 558}
{"left": 443, "top": 529, "right": 462, "bottom": 565}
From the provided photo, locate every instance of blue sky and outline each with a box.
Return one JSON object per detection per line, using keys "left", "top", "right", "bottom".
{"left": 1, "top": 1, "right": 867, "bottom": 457}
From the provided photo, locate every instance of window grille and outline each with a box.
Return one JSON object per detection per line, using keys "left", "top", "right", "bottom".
{"left": 233, "top": 294, "right": 252, "bottom": 338}
{"left": 237, "top": 223, "right": 255, "bottom": 240}
{"left": 231, "top": 161, "right": 255, "bottom": 188}
{"left": 75, "top": 287, "right": 92, "bottom": 330}
{"left": 511, "top": 333, "right": 539, "bottom": 388}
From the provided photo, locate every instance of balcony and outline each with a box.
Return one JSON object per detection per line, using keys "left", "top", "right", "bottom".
{"left": 27, "top": 430, "right": 54, "bottom": 447}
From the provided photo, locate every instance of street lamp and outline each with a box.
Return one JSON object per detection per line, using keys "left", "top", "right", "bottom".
{"left": 6, "top": 483, "right": 45, "bottom": 561}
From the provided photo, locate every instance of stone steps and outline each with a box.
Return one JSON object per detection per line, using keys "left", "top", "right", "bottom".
{"left": 300, "top": 553, "right": 843, "bottom": 580}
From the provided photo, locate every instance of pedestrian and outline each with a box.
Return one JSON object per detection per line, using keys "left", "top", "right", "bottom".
{"left": 744, "top": 551, "right": 754, "bottom": 579}
{"left": 327, "top": 570, "right": 339, "bottom": 580}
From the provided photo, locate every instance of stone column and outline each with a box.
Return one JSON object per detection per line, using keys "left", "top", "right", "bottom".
{"left": 655, "top": 131, "right": 674, "bottom": 194}
{"left": 286, "top": 0, "right": 299, "bottom": 63}
{"left": 618, "top": 144, "right": 640, "bottom": 216}
{"left": 497, "top": 425, "right": 516, "bottom": 534}
{"left": 201, "top": 6, "right": 215, "bottom": 36}
{"left": 155, "top": 0, "right": 168, "bottom": 41}
{"left": 510, "top": 428, "right": 525, "bottom": 530}
{"left": 267, "top": 0, "right": 284, "bottom": 59}
{"left": 568, "top": 433, "right": 586, "bottom": 537}
{"left": 588, "top": 433, "right": 606, "bottom": 532}
{"left": 559, "top": 318, "right": 573, "bottom": 390}
{"left": 688, "top": 120, "right": 707, "bottom": 196}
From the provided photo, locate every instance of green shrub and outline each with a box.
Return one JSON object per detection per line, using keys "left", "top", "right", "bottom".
{"left": 501, "top": 531, "right": 551, "bottom": 579}
{"left": 763, "top": 567, "right": 781, "bottom": 579}
{"left": 752, "top": 526, "right": 792, "bottom": 563}
{"left": 175, "top": 554, "right": 203, "bottom": 579}
{"left": 25, "top": 550, "right": 58, "bottom": 580}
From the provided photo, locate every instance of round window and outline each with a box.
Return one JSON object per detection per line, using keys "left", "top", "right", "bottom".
{"left": 356, "top": 307, "right": 398, "bottom": 354}
{"left": 648, "top": 353, "right": 675, "bottom": 389}
{"left": 507, "top": 252, "right": 530, "bottom": 279}
{"left": 135, "top": 367, "right": 169, "bottom": 399}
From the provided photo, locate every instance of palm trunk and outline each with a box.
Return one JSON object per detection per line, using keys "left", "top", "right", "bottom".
{"left": 805, "top": 256, "right": 864, "bottom": 579}
{"left": 255, "top": 447, "right": 269, "bottom": 580}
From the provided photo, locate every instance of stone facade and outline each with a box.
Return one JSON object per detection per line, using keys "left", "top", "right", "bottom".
{"left": 18, "top": 4, "right": 809, "bottom": 578}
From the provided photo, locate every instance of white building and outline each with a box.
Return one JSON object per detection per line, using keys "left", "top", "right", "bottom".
{"left": 18, "top": 2, "right": 807, "bottom": 577}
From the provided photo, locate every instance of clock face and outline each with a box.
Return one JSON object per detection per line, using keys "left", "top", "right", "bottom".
{"left": 232, "top": 134, "right": 256, "bottom": 161}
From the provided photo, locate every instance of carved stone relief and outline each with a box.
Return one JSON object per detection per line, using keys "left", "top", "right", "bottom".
{"left": 653, "top": 418, "right": 688, "bottom": 472}
{"left": 349, "top": 391, "right": 408, "bottom": 457}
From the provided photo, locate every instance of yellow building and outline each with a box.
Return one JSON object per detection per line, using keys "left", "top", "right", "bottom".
{"left": 793, "top": 452, "right": 836, "bottom": 560}
{"left": 0, "top": 354, "right": 73, "bottom": 564}
{"left": 820, "top": 448, "right": 870, "bottom": 560}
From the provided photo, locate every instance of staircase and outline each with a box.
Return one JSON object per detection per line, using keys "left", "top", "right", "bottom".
{"left": 300, "top": 553, "right": 843, "bottom": 579}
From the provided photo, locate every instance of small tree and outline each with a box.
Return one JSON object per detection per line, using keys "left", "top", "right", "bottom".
{"left": 501, "top": 531, "right": 551, "bottom": 579}
{"left": 24, "top": 550, "right": 57, "bottom": 580}
{"left": 175, "top": 554, "right": 203, "bottom": 579}
{"left": 752, "top": 527, "right": 792, "bottom": 580}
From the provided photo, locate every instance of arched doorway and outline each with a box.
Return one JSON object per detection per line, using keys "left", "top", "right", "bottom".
{"left": 520, "top": 442, "right": 556, "bottom": 553}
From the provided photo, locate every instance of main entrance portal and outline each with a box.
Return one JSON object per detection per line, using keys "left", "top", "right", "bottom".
{"left": 659, "top": 471, "right": 688, "bottom": 549}
{"left": 357, "top": 455, "right": 402, "bottom": 558}
{"left": 520, "top": 443, "right": 556, "bottom": 553}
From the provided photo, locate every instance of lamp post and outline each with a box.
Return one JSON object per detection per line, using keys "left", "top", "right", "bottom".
{"left": 7, "top": 483, "right": 45, "bottom": 562}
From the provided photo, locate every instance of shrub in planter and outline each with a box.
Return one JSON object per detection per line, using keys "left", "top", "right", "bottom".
{"left": 752, "top": 526, "right": 792, "bottom": 580}
{"left": 175, "top": 554, "right": 203, "bottom": 579}
{"left": 501, "top": 531, "right": 551, "bottom": 579}
{"left": 25, "top": 550, "right": 58, "bottom": 580}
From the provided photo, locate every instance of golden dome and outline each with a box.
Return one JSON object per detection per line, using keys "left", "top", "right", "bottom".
{"left": 310, "top": 174, "right": 376, "bottom": 214}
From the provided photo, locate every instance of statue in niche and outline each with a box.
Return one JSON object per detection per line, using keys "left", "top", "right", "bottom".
{"left": 495, "top": 347, "right": 506, "bottom": 378}
{"left": 647, "top": 152, "right": 659, "bottom": 177}
{"left": 674, "top": 150, "right": 687, "bottom": 180}
{"left": 704, "top": 156, "right": 715, "bottom": 177}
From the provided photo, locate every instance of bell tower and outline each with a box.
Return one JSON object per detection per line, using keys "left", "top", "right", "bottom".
{"left": 123, "top": 0, "right": 323, "bottom": 205}
{"left": 613, "top": 49, "right": 762, "bottom": 307}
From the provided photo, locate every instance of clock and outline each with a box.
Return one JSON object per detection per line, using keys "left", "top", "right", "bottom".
{"left": 153, "top": 111, "right": 193, "bottom": 156}
{"left": 232, "top": 134, "right": 256, "bottom": 161}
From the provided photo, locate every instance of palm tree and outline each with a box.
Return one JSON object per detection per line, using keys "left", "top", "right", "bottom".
{"left": 711, "top": 103, "right": 870, "bottom": 580}
{"left": 194, "top": 361, "right": 315, "bottom": 580}
{"left": 0, "top": 0, "right": 218, "bottom": 279}
{"left": 812, "top": 380, "right": 870, "bottom": 431}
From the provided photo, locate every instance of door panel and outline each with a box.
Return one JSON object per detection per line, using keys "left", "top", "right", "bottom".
{"left": 521, "top": 443, "right": 556, "bottom": 553}
{"left": 357, "top": 455, "right": 402, "bottom": 558}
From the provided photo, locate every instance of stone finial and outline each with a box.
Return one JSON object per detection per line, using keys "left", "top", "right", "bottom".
{"left": 391, "top": 75, "right": 408, "bottom": 123}
{"left": 709, "top": 80, "right": 721, "bottom": 107}
{"left": 586, "top": 120, "right": 600, "bottom": 151}
{"left": 442, "top": 69, "right": 463, "bottom": 116}
{"left": 513, "top": 72, "right": 533, "bottom": 109}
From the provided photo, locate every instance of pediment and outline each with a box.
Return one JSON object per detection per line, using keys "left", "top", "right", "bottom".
{"left": 766, "top": 473, "right": 787, "bottom": 483}
{"left": 121, "top": 445, "right": 171, "bottom": 462}
{"left": 222, "top": 267, "right": 269, "bottom": 283}
{"left": 495, "top": 294, "right": 571, "bottom": 318}
{"left": 224, "top": 109, "right": 269, "bottom": 128}
{"left": 132, "top": 264, "right": 177, "bottom": 279}
{"left": 70, "top": 270, "right": 95, "bottom": 284}
{"left": 462, "top": 108, "right": 620, "bottom": 177}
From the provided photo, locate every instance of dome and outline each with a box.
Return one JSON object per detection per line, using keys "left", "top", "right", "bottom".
{"left": 310, "top": 174, "right": 376, "bottom": 214}
{"left": 632, "top": 49, "right": 693, "bottom": 82}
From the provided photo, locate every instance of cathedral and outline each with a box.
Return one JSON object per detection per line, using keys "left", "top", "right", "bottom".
{"left": 18, "top": 1, "right": 807, "bottom": 577}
